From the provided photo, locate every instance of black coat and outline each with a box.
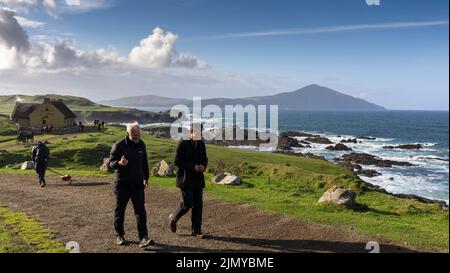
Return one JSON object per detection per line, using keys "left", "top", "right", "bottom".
{"left": 175, "top": 140, "right": 208, "bottom": 189}
{"left": 109, "top": 137, "right": 149, "bottom": 186}
{"left": 32, "top": 143, "right": 49, "bottom": 164}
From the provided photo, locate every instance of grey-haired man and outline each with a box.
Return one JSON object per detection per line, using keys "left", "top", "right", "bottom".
{"left": 109, "top": 122, "right": 153, "bottom": 248}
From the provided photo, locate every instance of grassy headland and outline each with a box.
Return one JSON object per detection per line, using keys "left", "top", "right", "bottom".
{"left": 0, "top": 114, "right": 448, "bottom": 252}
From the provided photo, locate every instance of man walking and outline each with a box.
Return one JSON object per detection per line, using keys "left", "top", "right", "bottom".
{"left": 32, "top": 141, "right": 49, "bottom": 188}
{"left": 169, "top": 123, "right": 208, "bottom": 237}
{"left": 109, "top": 122, "right": 153, "bottom": 248}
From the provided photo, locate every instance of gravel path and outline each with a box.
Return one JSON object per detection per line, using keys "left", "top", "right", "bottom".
{"left": 0, "top": 173, "right": 417, "bottom": 253}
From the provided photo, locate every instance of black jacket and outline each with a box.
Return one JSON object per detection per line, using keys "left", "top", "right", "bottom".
{"left": 175, "top": 140, "right": 208, "bottom": 189}
{"left": 109, "top": 137, "right": 149, "bottom": 186}
{"left": 32, "top": 143, "right": 49, "bottom": 164}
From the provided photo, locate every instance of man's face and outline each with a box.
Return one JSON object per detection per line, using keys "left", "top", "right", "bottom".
{"left": 128, "top": 127, "right": 140, "bottom": 143}
{"left": 190, "top": 125, "right": 201, "bottom": 140}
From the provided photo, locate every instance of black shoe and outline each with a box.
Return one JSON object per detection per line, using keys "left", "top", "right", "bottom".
{"left": 169, "top": 214, "right": 177, "bottom": 233}
{"left": 39, "top": 183, "right": 46, "bottom": 188}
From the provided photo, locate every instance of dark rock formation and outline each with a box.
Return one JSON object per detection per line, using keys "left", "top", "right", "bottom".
{"left": 357, "top": 136, "right": 377, "bottom": 140}
{"left": 273, "top": 150, "right": 326, "bottom": 161}
{"left": 384, "top": 144, "right": 424, "bottom": 150}
{"left": 305, "top": 136, "right": 333, "bottom": 144}
{"left": 340, "top": 138, "right": 358, "bottom": 144}
{"left": 356, "top": 169, "right": 381, "bottom": 177}
{"left": 326, "top": 143, "right": 352, "bottom": 151}
{"left": 277, "top": 134, "right": 305, "bottom": 151}
{"left": 338, "top": 153, "right": 414, "bottom": 168}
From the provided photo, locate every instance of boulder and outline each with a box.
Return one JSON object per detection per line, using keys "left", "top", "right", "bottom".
{"left": 152, "top": 160, "right": 174, "bottom": 177}
{"left": 357, "top": 136, "right": 376, "bottom": 140}
{"left": 384, "top": 144, "right": 423, "bottom": 150}
{"left": 212, "top": 172, "right": 242, "bottom": 185}
{"left": 305, "top": 136, "right": 333, "bottom": 144}
{"left": 356, "top": 169, "right": 382, "bottom": 177}
{"left": 326, "top": 143, "right": 352, "bottom": 151}
{"left": 338, "top": 153, "right": 414, "bottom": 168}
{"left": 100, "top": 158, "right": 113, "bottom": 173}
{"left": 318, "top": 186, "right": 356, "bottom": 206}
{"left": 282, "top": 131, "right": 317, "bottom": 138}
{"left": 277, "top": 135, "right": 304, "bottom": 151}
{"left": 340, "top": 138, "right": 358, "bottom": 144}
{"left": 21, "top": 161, "right": 34, "bottom": 170}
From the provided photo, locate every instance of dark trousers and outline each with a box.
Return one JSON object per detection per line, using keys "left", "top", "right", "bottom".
{"left": 35, "top": 162, "right": 47, "bottom": 185}
{"left": 114, "top": 184, "right": 148, "bottom": 240}
{"left": 173, "top": 187, "right": 203, "bottom": 234}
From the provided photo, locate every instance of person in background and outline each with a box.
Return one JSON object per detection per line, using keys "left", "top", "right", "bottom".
{"left": 32, "top": 141, "right": 50, "bottom": 188}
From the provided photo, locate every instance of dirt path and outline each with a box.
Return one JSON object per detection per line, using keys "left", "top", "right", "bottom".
{"left": 0, "top": 173, "right": 417, "bottom": 253}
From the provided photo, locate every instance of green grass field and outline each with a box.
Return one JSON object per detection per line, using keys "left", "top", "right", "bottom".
{"left": 0, "top": 115, "right": 448, "bottom": 252}
{"left": 0, "top": 203, "right": 66, "bottom": 253}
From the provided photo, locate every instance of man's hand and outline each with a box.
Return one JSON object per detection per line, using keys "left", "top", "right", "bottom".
{"left": 144, "top": 180, "right": 149, "bottom": 189}
{"left": 195, "top": 165, "right": 205, "bottom": 173}
{"left": 118, "top": 155, "right": 128, "bottom": 166}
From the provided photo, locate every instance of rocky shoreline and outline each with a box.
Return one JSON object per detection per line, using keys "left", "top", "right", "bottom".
{"left": 274, "top": 131, "right": 448, "bottom": 209}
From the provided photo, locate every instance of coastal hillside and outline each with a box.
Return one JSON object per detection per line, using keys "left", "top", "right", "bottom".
{"left": 0, "top": 94, "right": 174, "bottom": 124}
{"left": 0, "top": 116, "right": 447, "bottom": 252}
{"left": 101, "top": 84, "right": 386, "bottom": 111}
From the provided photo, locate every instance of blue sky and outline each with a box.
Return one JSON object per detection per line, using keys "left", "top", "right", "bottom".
{"left": 0, "top": 0, "right": 448, "bottom": 110}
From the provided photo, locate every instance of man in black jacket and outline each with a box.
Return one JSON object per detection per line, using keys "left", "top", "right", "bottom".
{"left": 109, "top": 122, "right": 153, "bottom": 248}
{"left": 169, "top": 123, "right": 208, "bottom": 237}
{"left": 31, "top": 141, "right": 49, "bottom": 188}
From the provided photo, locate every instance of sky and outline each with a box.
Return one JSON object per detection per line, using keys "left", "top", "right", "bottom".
{"left": 0, "top": 0, "right": 448, "bottom": 110}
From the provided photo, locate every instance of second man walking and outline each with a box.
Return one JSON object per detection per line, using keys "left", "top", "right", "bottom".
{"left": 170, "top": 123, "right": 208, "bottom": 237}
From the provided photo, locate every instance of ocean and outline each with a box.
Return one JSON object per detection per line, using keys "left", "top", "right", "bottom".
{"left": 139, "top": 107, "right": 449, "bottom": 203}
{"left": 278, "top": 110, "right": 449, "bottom": 203}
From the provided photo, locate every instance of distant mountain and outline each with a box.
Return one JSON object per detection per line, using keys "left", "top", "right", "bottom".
{"left": 100, "top": 84, "right": 386, "bottom": 111}
{"left": 101, "top": 95, "right": 189, "bottom": 108}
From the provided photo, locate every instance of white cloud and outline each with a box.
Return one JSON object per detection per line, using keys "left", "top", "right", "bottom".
{"left": 129, "top": 27, "right": 178, "bottom": 68}
{"left": 0, "top": 9, "right": 30, "bottom": 50}
{"left": 42, "top": 0, "right": 57, "bottom": 18}
{"left": 176, "top": 52, "right": 209, "bottom": 69}
{"left": 14, "top": 15, "right": 45, "bottom": 27}
{"left": 0, "top": 9, "right": 286, "bottom": 100}
{"left": 212, "top": 20, "right": 450, "bottom": 39}
{"left": 0, "top": 0, "right": 113, "bottom": 19}
{"left": 1, "top": 13, "right": 208, "bottom": 71}
{"left": 0, "top": 8, "right": 30, "bottom": 69}
{"left": 0, "top": 0, "right": 38, "bottom": 13}
{"left": 58, "top": 0, "right": 112, "bottom": 14}
{"left": 128, "top": 27, "right": 208, "bottom": 69}
{"left": 0, "top": 8, "right": 126, "bottom": 70}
